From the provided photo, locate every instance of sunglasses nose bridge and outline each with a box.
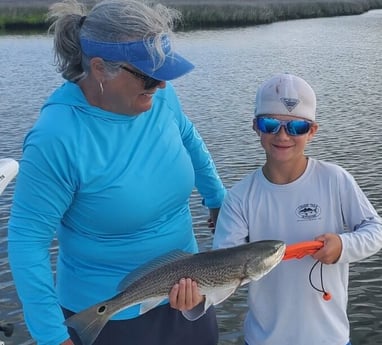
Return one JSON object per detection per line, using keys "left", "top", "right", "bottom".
{"left": 276, "top": 123, "right": 290, "bottom": 136}
{"left": 269, "top": 119, "right": 288, "bottom": 135}
{"left": 144, "top": 78, "right": 162, "bottom": 90}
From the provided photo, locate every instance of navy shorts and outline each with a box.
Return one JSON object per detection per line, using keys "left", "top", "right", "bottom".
{"left": 245, "top": 341, "right": 351, "bottom": 345}
{"left": 63, "top": 303, "right": 218, "bottom": 345}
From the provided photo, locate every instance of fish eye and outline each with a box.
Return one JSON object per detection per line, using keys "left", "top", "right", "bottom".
{"left": 97, "top": 305, "right": 107, "bottom": 314}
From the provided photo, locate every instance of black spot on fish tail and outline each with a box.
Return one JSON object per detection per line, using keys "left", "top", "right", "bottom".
{"left": 64, "top": 304, "right": 110, "bottom": 345}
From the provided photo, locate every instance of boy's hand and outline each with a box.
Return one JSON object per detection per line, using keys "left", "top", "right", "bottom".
{"left": 313, "top": 233, "right": 342, "bottom": 264}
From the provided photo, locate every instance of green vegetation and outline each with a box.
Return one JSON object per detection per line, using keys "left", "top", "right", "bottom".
{"left": 172, "top": 0, "right": 382, "bottom": 29}
{"left": 1, "top": 0, "right": 382, "bottom": 33}
{"left": 0, "top": 7, "right": 48, "bottom": 32}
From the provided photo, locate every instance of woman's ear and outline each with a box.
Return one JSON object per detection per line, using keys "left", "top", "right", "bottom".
{"left": 89, "top": 57, "right": 106, "bottom": 81}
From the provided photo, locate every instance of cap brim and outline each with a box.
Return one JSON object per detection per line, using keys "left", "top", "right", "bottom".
{"left": 80, "top": 37, "right": 194, "bottom": 81}
{"left": 130, "top": 52, "right": 194, "bottom": 81}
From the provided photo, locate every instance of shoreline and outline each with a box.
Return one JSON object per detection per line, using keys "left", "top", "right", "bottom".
{"left": 1, "top": 0, "right": 382, "bottom": 32}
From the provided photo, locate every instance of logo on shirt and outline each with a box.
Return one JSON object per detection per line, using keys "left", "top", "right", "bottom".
{"left": 295, "top": 203, "right": 321, "bottom": 220}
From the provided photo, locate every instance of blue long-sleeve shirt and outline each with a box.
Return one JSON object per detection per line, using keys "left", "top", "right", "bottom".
{"left": 8, "top": 81, "right": 226, "bottom": 345}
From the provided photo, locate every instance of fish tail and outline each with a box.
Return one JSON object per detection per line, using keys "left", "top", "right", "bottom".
{"left": 64, "top": 304, "right": 110, "bottom": 345}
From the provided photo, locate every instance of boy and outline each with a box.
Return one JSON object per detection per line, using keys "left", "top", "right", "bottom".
{"left": 213, "top": 73, "right": 382, "bottom": 345}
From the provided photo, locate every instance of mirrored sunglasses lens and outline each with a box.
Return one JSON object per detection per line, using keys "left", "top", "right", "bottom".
{"left": 257, "top": 117, "right": 280, "bottom": 134}
{"left": 287, "top": 120, "right": 311, "bottom": 135}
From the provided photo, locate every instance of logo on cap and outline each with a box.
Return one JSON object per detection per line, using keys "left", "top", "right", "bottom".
{"left": 280, "top": 97, "right": 300, "bottom": 112}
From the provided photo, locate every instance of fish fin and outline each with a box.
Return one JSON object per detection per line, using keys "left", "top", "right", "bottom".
{"left": 240, "top": 278, "right": 251, "bottom": 286}
{"left": 64, "top": 303, "right": 111, "bottom": 345}
{"left": 118, "top": 250, "right": 192, "bottom": 291}
{"left": 139, "top": 298, "right": 166, "bottom": 314}
{"left": 205, "top": 285, "right": 240, "bottom": 308}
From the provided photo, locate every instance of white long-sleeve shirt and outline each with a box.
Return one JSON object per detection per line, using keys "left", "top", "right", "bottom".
{"left": 213, "top": 158, "right": 382, "bottom": 345}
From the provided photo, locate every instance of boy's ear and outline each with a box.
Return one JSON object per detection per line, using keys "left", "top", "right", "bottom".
{"left": 252, "top": 118, "right": 261, "bottom": 136}
{"left": 308, "top": 122, "right": 319, "bottom": 141}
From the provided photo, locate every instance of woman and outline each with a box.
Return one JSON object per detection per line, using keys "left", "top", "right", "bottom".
{"left": 8, "top": 1, "right": 226, "bottom": 344}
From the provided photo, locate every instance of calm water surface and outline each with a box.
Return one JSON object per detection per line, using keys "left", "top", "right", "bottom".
{"left": 0, "top": 10, "right": 381, "bottom": 345}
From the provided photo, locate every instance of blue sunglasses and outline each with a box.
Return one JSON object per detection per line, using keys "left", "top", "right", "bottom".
{"left": 256, "top": 117, "right": 312, "bottom": 136}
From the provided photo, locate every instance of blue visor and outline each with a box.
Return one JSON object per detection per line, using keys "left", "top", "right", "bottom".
{"left": 80, "top": 35, "right": 194, "bottom": 81}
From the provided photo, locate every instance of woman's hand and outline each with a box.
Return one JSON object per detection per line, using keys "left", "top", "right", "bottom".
{"left": 61, "top": 339, "right": 75, "bottom": 345}
{"left": 169, "top": 278, "right": 204, "bottom": 311}
{"left": 207, "top": 208, "right": 220, "bottom": 233}
{"left": 313, "top": 233, "right": 342, "bottom": 264}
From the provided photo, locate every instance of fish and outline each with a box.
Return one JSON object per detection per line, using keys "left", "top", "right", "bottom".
{"left": 64, "top": 240, "right": 286, "bottom": 345}
{"left": 0, "top": 158, "right": 19, "bottom": 195}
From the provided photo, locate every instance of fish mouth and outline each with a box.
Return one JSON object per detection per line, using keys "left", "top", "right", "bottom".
{"left": 276, "top": 242, "right": 287, "bottom": 262}
{"left": 259, "top": 241, "right": 286, "bottom": 277}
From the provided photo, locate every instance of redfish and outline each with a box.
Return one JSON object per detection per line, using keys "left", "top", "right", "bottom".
{"left": 65, "top": 240, "right": 286, "bottom": 345}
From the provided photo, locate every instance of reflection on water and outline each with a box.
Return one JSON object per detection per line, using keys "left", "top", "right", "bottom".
{"left": 1, "top": 10, "right": 382, "bottom": 345}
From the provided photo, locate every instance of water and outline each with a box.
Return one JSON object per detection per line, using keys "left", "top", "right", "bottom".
{"left": 1, "top": 10, "right": 382, "bottom": 345}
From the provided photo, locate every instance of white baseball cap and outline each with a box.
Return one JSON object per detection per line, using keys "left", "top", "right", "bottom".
{"left": 254, "top": 73, "right": 316, "bottom": 121}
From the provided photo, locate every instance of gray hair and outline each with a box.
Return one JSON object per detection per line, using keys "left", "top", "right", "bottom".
{"left": 47, "top": 0, "right": 181, "bottom": 81}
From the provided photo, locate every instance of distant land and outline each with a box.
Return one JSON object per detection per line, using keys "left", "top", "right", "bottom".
{"left": 1, "top": 0, "right": 382, "bottom": 32}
